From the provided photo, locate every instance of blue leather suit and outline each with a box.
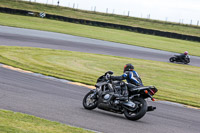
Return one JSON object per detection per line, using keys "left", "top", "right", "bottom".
{"left": 111, "top": 70, "right": 143, "bottom": 86}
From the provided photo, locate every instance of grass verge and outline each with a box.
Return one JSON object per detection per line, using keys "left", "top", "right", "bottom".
{"left": 0, "top": 109, "right": 93, "bottom": 133}
{"left": 0, "top": 13, "right": 200, "bottom": 56}
{"left": 1, "top": 0, "right": 200, "bottom": 37}
{"left": 0, "top": 46, "right": 200, "bottom": 108}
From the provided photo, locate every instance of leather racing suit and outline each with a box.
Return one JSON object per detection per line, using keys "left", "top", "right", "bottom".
{"left": 178, "top": 53, "right": 187, "bottom": 62}
{"left": 111, "top": 70, "right": 143, "bottom": 100}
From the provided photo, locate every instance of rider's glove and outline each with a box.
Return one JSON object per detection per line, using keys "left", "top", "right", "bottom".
{"left": 122, "top": 73, "right": 127, "bottom": 78}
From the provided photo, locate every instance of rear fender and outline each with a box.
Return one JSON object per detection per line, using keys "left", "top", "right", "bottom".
{"left": 129, "top": 86, "right": 158, "bottom": 100}
{"left": 137, "top": 86, "right": 157, "bottom": 93}
{"left": 129, "top": 86, "right": 154, "bottom": 92}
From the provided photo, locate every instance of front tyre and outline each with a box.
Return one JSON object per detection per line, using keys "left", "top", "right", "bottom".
{"left": 184, "top": 58, "right": 190, "bottom": 64}
{"left": 124, "top": 98, "right": 147, "bottom": 121}
{"left": 83, "top": 91, "right": 98, "bottom": 110}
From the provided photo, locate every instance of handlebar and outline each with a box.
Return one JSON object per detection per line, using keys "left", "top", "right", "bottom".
{"left": 105, "top": 71, "right": 113, "bottom": 81}
{"left": 104, "top": 71, "right": 113, "bottom": 76}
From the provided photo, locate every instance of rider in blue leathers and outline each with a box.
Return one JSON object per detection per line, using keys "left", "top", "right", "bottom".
{"left": 110, "top": 64, "right": 143, "bottom": 100}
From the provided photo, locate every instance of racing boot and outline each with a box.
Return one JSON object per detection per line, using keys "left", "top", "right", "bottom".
{"left": 120, "top": 86, "right": 129, "bottom": 102}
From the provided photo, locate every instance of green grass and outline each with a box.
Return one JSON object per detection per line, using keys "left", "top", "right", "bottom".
{"left": 0, "top": 46, "right": 200, "bottom": 108}
{"left": 0, "top": 13, "right": 200, "bottom": 56}
{"left": 1, "top": 0, "right": 200, "bottom": 37}
{"left": 0, "top": 109, "right": 93, "bottom": 133}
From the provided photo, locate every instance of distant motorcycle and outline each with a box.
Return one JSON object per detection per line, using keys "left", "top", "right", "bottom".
{"left": 169, "top": 55, "right": 190, "bottom": 64}
{"left": 83, "top": 71, "right": 158, "bottom": 121}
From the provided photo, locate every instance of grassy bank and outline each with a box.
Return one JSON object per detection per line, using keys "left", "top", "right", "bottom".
{"left": 0, "top": 13, "right": 200, "bottom": 56}
{"left": 1, "top": 0, "right": 200, "bottom": 37}
{"left": 0, "top": 46, "right": 200, "bottom": 107}
{"left": 0, "top": 109, "right": 93, "bottom": 133}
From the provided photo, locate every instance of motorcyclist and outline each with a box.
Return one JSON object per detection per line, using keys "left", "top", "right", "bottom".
{"left": 178, "top": 51, "right": 189, "bottom": 62}
{"left": 110, "top": 64, "right": 143, "bottom": 101}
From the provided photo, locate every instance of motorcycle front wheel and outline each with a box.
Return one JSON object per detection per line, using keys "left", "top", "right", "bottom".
{"left": 124, "top": 98, "right": 147, "bottom": 121}
{"left": 83, "top": 90, "right": 98, "bottom": 110}
{"left": 184, "top": 58, "right": 190, "bottom": 64}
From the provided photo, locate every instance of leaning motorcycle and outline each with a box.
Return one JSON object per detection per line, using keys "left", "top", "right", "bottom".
{"left": 169, "top": 55, "right": 190, "bottom": 64}
{"left": 83, "top": 71, "right": 158, "bottom": 121}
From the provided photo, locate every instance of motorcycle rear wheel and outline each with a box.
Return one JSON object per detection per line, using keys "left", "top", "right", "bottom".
{"left": 124, "top": 98, "right": 147, "bottom": 121}
{"left": 83, "top": 91, "right": 98, "bottom": 110}
{"left": 169, "top": 57, "right": 176, "bottom": 62}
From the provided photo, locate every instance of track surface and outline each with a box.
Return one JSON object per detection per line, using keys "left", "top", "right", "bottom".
{"left": 0, "top": 26, "right": 200, "bottom": 67}
{"left": 0, "top": 67, "right": 200, "bottom": 133}
{"left": 0, "top": 26, "right": 200, "bottom": 133}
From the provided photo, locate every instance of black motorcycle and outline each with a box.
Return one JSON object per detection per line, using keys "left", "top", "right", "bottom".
{"left": 83, "top": 71, "right": 158, "bottom": 121}
{"left": 169, "top": 55, "right": 190, "bottom": 64}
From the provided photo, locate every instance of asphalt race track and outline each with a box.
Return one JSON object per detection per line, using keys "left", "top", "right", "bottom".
{"left": 0, "top": 26, "right": 200, "bottom": 133}
{"left": 0, "top": 26, "right": 200, "bottom": 67}
{"left": 0, "top": 66, "right": 200, "bottom": 133}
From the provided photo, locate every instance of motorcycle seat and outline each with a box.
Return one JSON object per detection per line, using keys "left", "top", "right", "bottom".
{"left": 126, "top": 84, "right": 138, "bottom": 92}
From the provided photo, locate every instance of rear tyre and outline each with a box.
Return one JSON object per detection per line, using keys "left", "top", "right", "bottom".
{"left": 124, "top": 98, "right": 147, "bottom": 121}
{"left": 83, "top": 91, "right": 98, "bottom": 110}
{"left": 169, "top": 57, "right": 176, "bottom": 62}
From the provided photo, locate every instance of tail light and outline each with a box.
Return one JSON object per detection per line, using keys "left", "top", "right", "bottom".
{"left": 149, "top": 88, "right": 157, "bottom": 95}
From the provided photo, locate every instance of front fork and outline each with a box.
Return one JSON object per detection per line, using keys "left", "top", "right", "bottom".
{"left": 90, "top": 90, "right": 98, "bottom": 99}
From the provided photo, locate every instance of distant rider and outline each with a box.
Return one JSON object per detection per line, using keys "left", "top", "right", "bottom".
{"left": 178, "top": 51, "right": 189, "bottom": 62}
{"left": 110, "top": 64, "right": 143, "bottom": 101}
